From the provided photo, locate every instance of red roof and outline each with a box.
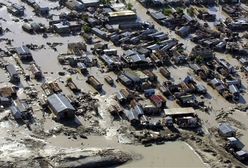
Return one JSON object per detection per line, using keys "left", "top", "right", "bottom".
{"left": 150, "top": 95, "right": 165, "bottom": 104}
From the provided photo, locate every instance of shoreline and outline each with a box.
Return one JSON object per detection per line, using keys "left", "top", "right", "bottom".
{"left": 185, "top": 142, "right": 210, "bottom": 168}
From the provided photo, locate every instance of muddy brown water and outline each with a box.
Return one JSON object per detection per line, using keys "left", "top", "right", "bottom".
{"left": 47, "top": 135, "right": 207, "bottom": 168}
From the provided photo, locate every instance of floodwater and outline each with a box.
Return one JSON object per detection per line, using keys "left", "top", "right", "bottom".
{"left": 48, "top": 135, "right": 207, "bottom": 168}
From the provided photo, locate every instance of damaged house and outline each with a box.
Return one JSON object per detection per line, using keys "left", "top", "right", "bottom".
{"left": 6, "top": 64, "right": 20, "bottom": 83}
{"left": 122, "top": 50, "right": 149, "bottom": 68}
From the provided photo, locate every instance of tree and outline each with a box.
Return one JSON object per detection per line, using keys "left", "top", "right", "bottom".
{"left": 195, "top": 56, "right": 205, "bottom": 64}
{"left": 82, "top": 24, "right": 91, "bottom": 33}
{"left": 100, "top": 0, "right": 110, "bottom": 4}
{"left": 162, "top": 8, "right": 173, "bottom": 16}
{"left": 187, "top": 7, "right": 195, "bottom": 17}
{"left": 176, "top": 7, "right": 184, "bottom": 15}
{"left": 127, "top": 3, "right": 133, "bottom": 10}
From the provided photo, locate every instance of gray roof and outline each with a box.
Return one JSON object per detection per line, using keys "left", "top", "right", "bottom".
{"left": 77, "top": 62, "right": 87, "bottom": 69}
{"left": 10, "top": 106, "right": 22, "bottom": 119}
{"left": 196, "top": 84, "right": 206, "bottom": 92}
{"left": 150, "top": 11, "right": 166, "bottom": 20}
{"left": 48, "top": 94, "right": 75, "bottom": 113}
{"left": 123, "top": 69, "right": 141, "bottom": 83}
{"left": 235, "top": 150, "right": 247, "bottom": 157}
{"left": 66, "top": 0, "right": 84, "bottom": 10}
{"left": 116, "top": 91, "right": 126, "bottom": 101}
{"left": 227, "top": 137, "right": 245, "bottom": 150}
{"left": 218, "top": 123, "right": 236, "bottom": 135}
{"left": 125, "top": 109, "right": 139, "bottom": 121}
{"left": 6, "top": 64, "right": 18, "bottom": 76}
{"left": 210, "top": 78, "right": 221, "bottom": 86}
{"left": 118, "top": 74, "right": 132, "bottom": 85}
{"left": 100, "top": 54, "right": 114, "bottom": 66}
{"left": 130, "top": 54, "right": 147, "bottom": 63}
{"left": 133, "top": 105, "right": 144, "bottom": 116}
{"left": 16, "top": 46, "right": 31, "bottom": 56}
{"left": 81, "top": 0, "right": 99, "bottom": 4}
{"left": 178, "top": 26, "right": 190, "bottom": 35}
{"left": 229, "top": 84, "right": 239, "bottom": 94}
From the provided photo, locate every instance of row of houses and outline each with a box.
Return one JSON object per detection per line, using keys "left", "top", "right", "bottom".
{"left": 218, "top": 123, "right": 248, "bottom": 162}
{"left": 64, "top": 0, "right": 100, "bottom": 12}
{"left": 21, "top": 0, "right": 49, "bottom": 16}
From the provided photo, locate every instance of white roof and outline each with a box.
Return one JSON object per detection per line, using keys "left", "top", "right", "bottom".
{"left": 164, "top": 107, "right": 195, "bottom": 116}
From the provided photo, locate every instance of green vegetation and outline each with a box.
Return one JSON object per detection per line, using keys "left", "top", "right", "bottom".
{"left": 187, "top": 7, "right": 195, "bottom": 17}
{"left": 195, "top": 56, "right": 205, "bottom": 64}
{"left": 176, "top": 7, "right": 184, "bottom": 15}
{"left": 81, "top": 14, "right": 89, "bottom": 21}
{"left": 82, "top": 24, "right": 91, "bottom": 33}
{"left": 127, "top": 3, "right": 133, "bottom": 10}
{"left": 100, "top": 0, "right": 110, "bottom": 5}
{"left": 162, "top": 7, "right": 173, "bottom": 16}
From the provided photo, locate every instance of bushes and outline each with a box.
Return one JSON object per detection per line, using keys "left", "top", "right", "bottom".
{"left": 162, "top": 8, "right": 173, "bottom": 16}
{"left": 127, "top": 3, "right": 133, "bottom": 10}
{"left": 176, "top": 7, "right": 184, "bottom": 15}
{"left": 82, "top": 24, "right": 91, "bottom": 33}
{"left": 187, "top": 7, "right": 195, "bottom": 17}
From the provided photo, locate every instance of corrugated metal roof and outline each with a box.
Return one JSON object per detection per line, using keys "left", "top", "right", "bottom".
{"left": 218, "top": 123, "right": 236, "bottom": 135}
{"left": 133, "top": 105, "right": 144, "bottom": 116}
{"left": 164, "top": 107, "right": 195, "bottom": 116}
{"left": 48, "top": 94, "right": 75, "bottom": 113}
{"left": 125, "top": 109, "right": 139, "bottom": 121}
{"left": 16, "top": 46, "right": 31, "bottom": 55}
{"left": 229, "top": 84, "right": 239, "bottom": 94}
{"left": 10, "top": 106, "right": 22, "bottom": 119}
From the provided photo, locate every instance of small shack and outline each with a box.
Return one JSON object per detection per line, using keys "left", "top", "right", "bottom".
{"left": 218, "top": 123, "right": 236, "bottom": 138}
{"left": 30, "top": 63, "right": 42, "bottom": 79}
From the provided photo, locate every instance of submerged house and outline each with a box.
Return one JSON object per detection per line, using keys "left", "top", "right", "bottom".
{"left": 81, "top": 0, "right": 100, "bottom": 7}
{"left": 6, "top": 64, "right": 20, "bottom": 83}
{"left": 218, "top": 123, "right": 236, "bottom": 137}
{"left": 65, "top": 0, "right": 84, "bottom": 11}
{"left": 16, "top": 46, "right": 33, "bottom": 61}
{"left": 33, "top": 4, "right": 49, "bottom": 16}
{"left": 7, "top": 4, "right": 24, "bottom": 16}
{"left": 124, "top": 109, "right": 140, "bottom": 126}
{"left": 10, "top": 106, "right": 23, "bottom": 120}
{"left": 47, "top": 93, "right": 75, "bottom": 120}
{"left": 122, "top": 50, "right": 148, "bottom": 67}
